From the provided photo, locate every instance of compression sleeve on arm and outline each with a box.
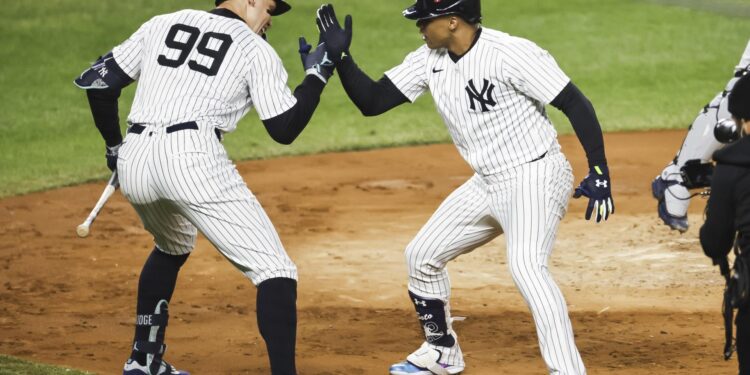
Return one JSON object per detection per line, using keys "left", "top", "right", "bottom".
{"left": 336, "top": 57, "right": 409, "bottom": 117}
{"left": 86, "top": 89, "right": 124, "bottom": 147}
{"left": 75, "top": 53, "right": 135, "bottom": 147}
{"left": 261, "top": 75, "right": 325, "bottom": 145}
{"left": 550, "top": 81, "right": 607, "bottom": 168}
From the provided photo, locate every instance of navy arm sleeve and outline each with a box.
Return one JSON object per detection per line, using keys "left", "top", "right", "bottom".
{"left": 261, "top": 75, "right": 325, "bottom": 145}
{"left": 700, "top": 164, "right": 738, "bottom": 259}
{"left": 550, "top": 82, "right": 607, "bottom": 168}
{"left": 74, "top": 53, "right": 134, "bottom": 147}
{"left": 336, "top": 57, "right": 409, "bottom": 117}
{"left": 86, "top": 89, "right": 125, "bottom": 147}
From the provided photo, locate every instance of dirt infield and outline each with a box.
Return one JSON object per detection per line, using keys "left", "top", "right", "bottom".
{"left": 0, "top": 130, "right": 737, "bottom": 374}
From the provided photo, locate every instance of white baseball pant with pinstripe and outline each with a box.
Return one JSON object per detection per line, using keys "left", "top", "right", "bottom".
{"left": 118, "top": 123, "right": 297, "bottom": 285}
{"left": 406, "top": 147, "right": 585, "bottom": 374}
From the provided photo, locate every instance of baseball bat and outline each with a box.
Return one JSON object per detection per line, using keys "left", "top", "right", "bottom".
{"left": 76, "top": 171, "right": 120, "bottom": 238}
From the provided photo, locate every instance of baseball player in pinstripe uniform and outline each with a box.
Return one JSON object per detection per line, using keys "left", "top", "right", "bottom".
{"left": 74, "top": 0, "right": 334, "bottom": 374}
{"left": 315, "top": 1, "right": 613, "bottom": 374}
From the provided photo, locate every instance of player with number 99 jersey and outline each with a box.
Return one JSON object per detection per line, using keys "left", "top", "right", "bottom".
{"left": 74, "top": 0, "right": 335, "bottom": 373}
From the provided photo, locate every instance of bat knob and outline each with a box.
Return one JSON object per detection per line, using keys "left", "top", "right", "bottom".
{"left": 76, "top": 224, "right": 90, "bottom": 238}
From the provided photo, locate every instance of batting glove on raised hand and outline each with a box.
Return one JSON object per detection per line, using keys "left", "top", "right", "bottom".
{"left": 573, "top": 165, "right": 614, "bottom": 223}
{"left": 105, "top": 143, "right": 121, "bottom": 172}
{"left": 299, "top": 37, "right": 334, "bottom": 83}
{"left": 316, "top": 4, "right": 352, "bottom": 64}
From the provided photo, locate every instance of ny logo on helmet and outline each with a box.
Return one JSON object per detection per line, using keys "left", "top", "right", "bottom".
{"left": 466, "top": 79, "right": 497, "bottom": 113}
{"left": 595, "top": 179, "right": 608, "bottom": 188}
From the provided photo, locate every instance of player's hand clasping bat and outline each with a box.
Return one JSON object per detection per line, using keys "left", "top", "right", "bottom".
{"left": 76, "top": 171, "right": 119, "bottom": 238}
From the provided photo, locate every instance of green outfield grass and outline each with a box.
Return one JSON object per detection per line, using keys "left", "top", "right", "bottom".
{"left": 0, "top": 0, "right": 748, "bottom": 198}
{"left": 0, "top": 355, "right": 91, "bottom": 375}
{"left": 645, "top": 0, "right": 750, "bottom": 18}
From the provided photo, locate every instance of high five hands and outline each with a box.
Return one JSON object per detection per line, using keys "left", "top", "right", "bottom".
{"left": 316, "top": 4, "right": 352, "bottom": 64}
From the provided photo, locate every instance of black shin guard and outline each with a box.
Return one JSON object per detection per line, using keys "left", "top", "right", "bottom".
{"left": 130, "top": 248, "right": 189, "bottom": 366}
{"left": 257, "top": 277, "right": 297, "bottom": 375}
{"left": 409, "top": 291, "right": 456, "bottom": 347}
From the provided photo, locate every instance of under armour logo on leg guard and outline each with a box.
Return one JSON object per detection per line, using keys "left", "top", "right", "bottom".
{"left": 408, "top": 291, "right": 455, "bottom": 348}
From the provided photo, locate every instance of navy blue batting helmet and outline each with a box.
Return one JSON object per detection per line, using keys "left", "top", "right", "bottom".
{"left": 403, "top": 0, "right": 482, "bottom": 24}
{"left": 215, "top": 0, "right": 291, "bottom": 16}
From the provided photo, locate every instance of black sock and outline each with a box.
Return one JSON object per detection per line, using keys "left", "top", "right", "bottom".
{"left": 130, "top": 247, "right": 189, "bottom": 365}
{"left": 257, "top": 277, "right": 297, "bottom": 375}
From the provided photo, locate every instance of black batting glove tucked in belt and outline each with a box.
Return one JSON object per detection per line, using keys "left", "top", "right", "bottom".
{"left": 573, "top": 164, "right": 614, "bottom": 223}
{"left": 105, "top": 143, "right": 121, "bottom": 172}
{"left": 316, "top": 4, "right": 352, "bottom": 64}
{"left": 298, "top": 37, "right": 334, "bottom": 83}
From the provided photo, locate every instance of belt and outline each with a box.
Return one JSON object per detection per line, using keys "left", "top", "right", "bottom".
{"left": 128, "top": 121, "right": 222, "bottom": 140}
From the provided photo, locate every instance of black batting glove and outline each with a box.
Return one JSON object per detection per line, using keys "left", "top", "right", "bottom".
{"left": 105, "top": 143, "right": 121, "bottom": 172}
{"left": 316, "top": 4, "right": 352, "bottom": 64}
{"left": 298, "top": 37, "right": 334, "bottom": 83}
{"left": 573, "top": 164, "right": 614, "bottom": 223}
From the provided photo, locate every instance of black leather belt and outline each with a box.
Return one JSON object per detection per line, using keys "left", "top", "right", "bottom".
{"left": 128, "top": 121, "right": 221, "bottom": 140}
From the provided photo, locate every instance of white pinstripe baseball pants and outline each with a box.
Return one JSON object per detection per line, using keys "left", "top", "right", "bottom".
{"left": 405, "top": 149, "right": 585, "bottom": 375}
{"left": 117, "top": 123, "right": 297, "bottom": 285}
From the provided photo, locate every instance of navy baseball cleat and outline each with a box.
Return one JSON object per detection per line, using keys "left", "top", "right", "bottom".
{"left": 652, "top": 177, "right": 689, "bottom": 233}
{"left": 123, "top": 358, "right": 189, "bottom": 375}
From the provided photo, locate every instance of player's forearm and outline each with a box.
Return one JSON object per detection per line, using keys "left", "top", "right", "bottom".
{"left": 261, "top": 75, "right": 325, "bottom": 145}
{"left": 337, "top": 57, "right": 409, "bottom": 116}
{"left": 75, "top": 52, "right": 134, "bottom": 147}
{"left": 551, "top": 82, "right": 607, "bottom": 168}
{"left": 86, "top": 89, "right": 124, "bottom": 147}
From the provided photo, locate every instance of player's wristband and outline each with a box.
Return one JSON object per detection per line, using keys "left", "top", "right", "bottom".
{"left": 305, "top": 68, "right": 328, "bottom": 84}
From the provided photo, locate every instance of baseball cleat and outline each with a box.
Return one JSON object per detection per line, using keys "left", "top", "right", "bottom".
{"left": 123, "top": 358, "right": 189, "bottom": 375}
{"left": 652, "top": 177, "right": 689, "bottom": 233}
{"left": 390, "top": 342, "right": 464, "bottom": 375}
{"left": 389, "top": 360, "right": 464, "bottom": 375}
{"left": 656, "top": 200, "right": 689, "bottom": 233}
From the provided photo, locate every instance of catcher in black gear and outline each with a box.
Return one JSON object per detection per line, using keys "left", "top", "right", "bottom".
{"left": 701, "top": 71, "right": 750, "bottom": 374}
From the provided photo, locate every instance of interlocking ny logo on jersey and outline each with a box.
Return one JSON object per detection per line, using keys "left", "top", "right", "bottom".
{"left": 466, "top": 79, "right": 497, "bottom": 113}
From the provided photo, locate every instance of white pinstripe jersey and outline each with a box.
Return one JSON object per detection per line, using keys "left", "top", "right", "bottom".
{"left": 112, "top": 9, "right": 297, "bottom": 132}
{"left": 385, "top": 27, "right": 570, "bottom": 176}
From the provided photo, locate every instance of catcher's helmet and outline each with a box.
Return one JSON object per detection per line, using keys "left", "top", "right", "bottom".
{"left": 403, "top": 0, "right": 481, "bottom": 24}
{"left": 215, "top": 0, "right": 291, "bottom": 16}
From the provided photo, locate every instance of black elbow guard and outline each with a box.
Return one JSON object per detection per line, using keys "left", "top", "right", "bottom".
{"left": 74, "top": 52, "right": 133, "bottom": 90}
